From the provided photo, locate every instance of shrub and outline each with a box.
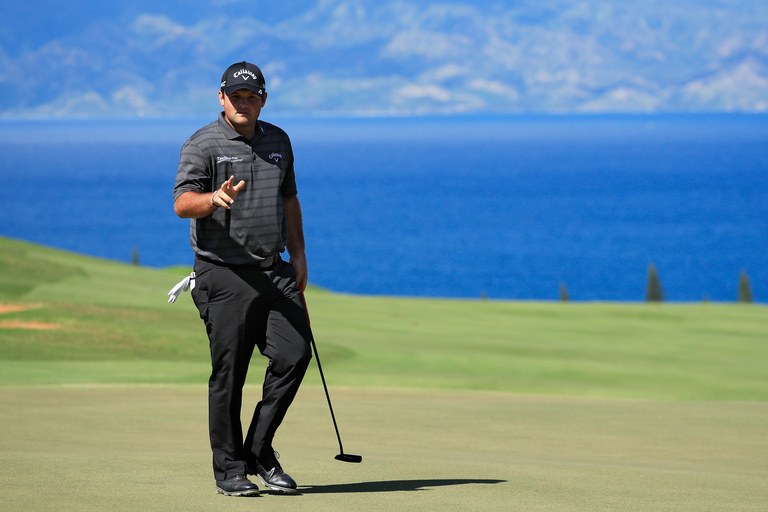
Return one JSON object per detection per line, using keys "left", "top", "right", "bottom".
{"left": 646, "top": 264, "right": 664, "bottom": 302}
{"left": 738, "top": 270, "right": 753, "bottom": 303}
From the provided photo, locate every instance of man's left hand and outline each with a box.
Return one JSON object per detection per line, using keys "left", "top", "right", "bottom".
{"left": 291, "top": 253, "right": 308, "bottom": 292}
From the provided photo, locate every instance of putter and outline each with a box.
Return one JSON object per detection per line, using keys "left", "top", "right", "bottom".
{"left": 300, "top": 292, "right": 363, "bottom": 464}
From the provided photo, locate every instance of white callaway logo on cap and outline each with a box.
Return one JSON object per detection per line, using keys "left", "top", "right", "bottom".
{"left": 233, "top": 69, "right": 260, "bottom": 81}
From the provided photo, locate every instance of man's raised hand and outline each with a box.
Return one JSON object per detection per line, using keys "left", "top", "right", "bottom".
{"left": 213, "top": 175, "right": 246, "bottom": 208}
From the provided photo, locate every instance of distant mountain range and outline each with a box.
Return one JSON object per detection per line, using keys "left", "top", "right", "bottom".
{"left": 2, "top": 0, "right": 767, "bottom": 118}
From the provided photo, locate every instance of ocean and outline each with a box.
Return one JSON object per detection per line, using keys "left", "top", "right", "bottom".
{"left": 1, "top": 114, "right": 766, "bottom": 302}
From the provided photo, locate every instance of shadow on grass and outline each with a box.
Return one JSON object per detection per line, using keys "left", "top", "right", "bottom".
{"left": 301, "top": 479, "right": 506, "bottom": 494}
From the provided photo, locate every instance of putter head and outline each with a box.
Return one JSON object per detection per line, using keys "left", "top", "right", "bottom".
{"left": 335, "top": 453, "right": 363, "bottom": 463}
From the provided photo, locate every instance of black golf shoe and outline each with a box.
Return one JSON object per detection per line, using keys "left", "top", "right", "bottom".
{"left": 254, "top": 451, "right": 298, "bottom": 494}
{"left": 215, "top": 474, "right": 260, "bottom": 497}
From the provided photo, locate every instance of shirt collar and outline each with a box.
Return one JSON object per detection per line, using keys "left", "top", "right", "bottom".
{"left": 217, "top": 112, "right": 264, "bottom": 142}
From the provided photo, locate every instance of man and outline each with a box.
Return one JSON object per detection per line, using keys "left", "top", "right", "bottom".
{"left": 173, "top": 61, "right": 311, "bottom": 497}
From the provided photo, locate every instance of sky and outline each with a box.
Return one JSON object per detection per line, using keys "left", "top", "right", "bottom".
{"left": 1, "top": 0, "right": 767, "bottom": 118}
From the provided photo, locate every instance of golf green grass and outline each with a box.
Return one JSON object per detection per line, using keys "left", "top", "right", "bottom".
{"left": 2, "top": 386, "right": 766, "bottom": 511}
{"left": 1, "top": 236, "right": 767, "bottom": 510}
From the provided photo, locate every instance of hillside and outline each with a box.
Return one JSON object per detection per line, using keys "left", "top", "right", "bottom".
{"left": 1, "top": 236, "right": 766, "bottom": 399}
{"left": 3, "top": 0, "right": 767, "bottom": 117}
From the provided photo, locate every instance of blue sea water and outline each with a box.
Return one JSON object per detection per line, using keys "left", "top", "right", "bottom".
{"left": 1, "top": 114, "right": 766, "bottom": 302}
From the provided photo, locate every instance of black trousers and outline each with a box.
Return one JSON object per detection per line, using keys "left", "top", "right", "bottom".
{"left": 191, "top": 256, "right": 312, "bottom": 482}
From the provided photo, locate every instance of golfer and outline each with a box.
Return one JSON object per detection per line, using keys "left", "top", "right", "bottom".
{"left": 173, "top": 61, "right": 312, "bottom": 497}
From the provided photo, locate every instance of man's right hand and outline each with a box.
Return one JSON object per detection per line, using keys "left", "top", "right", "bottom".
{"left": 212, "top": 175, "right": 247, "bottom": 209}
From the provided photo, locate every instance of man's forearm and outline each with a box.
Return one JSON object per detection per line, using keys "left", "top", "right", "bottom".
{"left": 284, "top": 195, "right": 308, "bottom": 291}
{"left": 174, "top": 191, "right": 218, "bottom": 219}
{"left": 284, "top": 195, "right": 306, "bottom": 257}
{"left": 175, "top": 177, "right": 245, "bottom": 218}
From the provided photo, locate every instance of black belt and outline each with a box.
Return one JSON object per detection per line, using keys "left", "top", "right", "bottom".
{"left": 197, "top": 253, "right": 280, "bottom": 269}
{"left": 255, "top": 253, "right": 280, "bottom": 268}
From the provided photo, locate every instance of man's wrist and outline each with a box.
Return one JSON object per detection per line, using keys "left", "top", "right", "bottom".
{"left": 210, "top": 191, "right": 220, "bottom": 208}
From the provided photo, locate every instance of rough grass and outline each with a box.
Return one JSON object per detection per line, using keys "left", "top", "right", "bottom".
{"left": 1, "top": 236, "right": 767, "bottom": 400}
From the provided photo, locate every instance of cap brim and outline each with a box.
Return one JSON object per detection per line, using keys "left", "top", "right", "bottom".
{"left": 223, "top": 84, "right": 265, "bottom": 96}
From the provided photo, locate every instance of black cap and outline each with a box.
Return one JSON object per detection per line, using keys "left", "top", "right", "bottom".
{"left": 220, "top": 61, "right": 266, "bottom": 96}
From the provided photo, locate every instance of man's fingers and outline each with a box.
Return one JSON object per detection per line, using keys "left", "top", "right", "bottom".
{"left": 215, "top": 191, "right": 234, "bottom": 207}
{"left": 216, "top": 177, "right": 246, "bottom": 208}
{"left": 221, "top": 176, "right": 246, "bottom": 193}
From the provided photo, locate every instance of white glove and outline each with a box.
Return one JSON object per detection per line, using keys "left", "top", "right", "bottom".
{"left": 167, "top": 272, "right": 196, "bottom": 303}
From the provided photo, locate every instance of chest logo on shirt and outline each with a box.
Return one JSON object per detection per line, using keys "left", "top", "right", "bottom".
{"left": 217, "top": 156, "right": 244, "bottom": 163}
{"left": 269, "top": 153, "right": 283, "bottom": 163}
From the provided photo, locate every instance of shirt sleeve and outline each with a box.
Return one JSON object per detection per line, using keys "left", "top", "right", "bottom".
{"left": 280, "top": 138, "right": 298, "bottom": 198}
{"left": 174, "top": 140, "right": 211, "bottom": 200}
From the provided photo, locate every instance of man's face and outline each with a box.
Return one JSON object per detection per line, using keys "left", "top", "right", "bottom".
{"left": 219, "top": 88, "right": 267, "bottom": 135}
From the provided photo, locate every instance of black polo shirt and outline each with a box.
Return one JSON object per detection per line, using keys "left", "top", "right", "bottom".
{"left": 174, "top": 114, "right": 297, "bottom": 264}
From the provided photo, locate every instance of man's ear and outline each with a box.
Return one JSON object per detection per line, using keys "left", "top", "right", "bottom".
{"left": 261, "top": 91, "right": 268, "bottom": 107}
{"left": 218, "top": 90, "right": 226, "bottom": 107}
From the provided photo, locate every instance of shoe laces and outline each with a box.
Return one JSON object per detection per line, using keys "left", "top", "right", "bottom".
{"left": 261, "top": 449, "right": 282, "bottom": 471}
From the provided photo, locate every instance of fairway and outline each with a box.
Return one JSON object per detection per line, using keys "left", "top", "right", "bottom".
{"left": 1, "top": 237, "right": 767, "bottom": 510}
{"left": 1, "top": 385, "right": 767, "bottom": 511}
